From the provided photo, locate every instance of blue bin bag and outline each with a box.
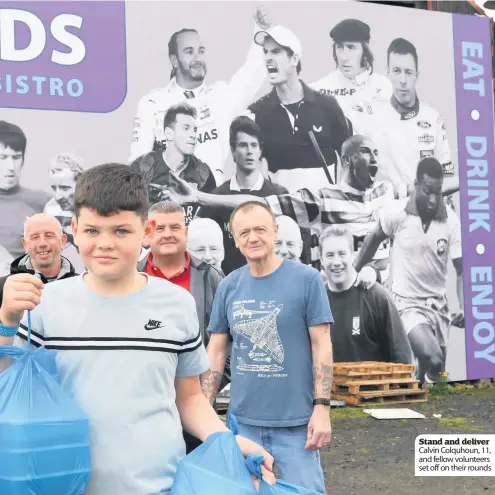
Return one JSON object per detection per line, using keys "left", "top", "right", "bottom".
{"left": 0, "top": 344, "right": 92, "bottom": 495}
{"left": 171, "top": 412, "right": 322, "bottom": 495}
{"left": 171, "top": 430, "right": 258, "bottom": 495}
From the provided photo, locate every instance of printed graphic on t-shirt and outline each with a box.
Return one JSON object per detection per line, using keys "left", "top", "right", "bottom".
{"left": 232, "top": 300, "right": 286, "bottom": 377}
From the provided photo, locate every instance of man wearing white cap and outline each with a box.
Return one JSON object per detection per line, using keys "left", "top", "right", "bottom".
{"left": 245, "top": 26, "right": 351, "bottom": 192}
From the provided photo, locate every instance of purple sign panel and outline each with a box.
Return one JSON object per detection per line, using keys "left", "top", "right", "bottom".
{"left": 0, "top": 1, "right": 127, "bottom": 112}
{"left": 453, "top": 14, "right": 495, "bottom": 379}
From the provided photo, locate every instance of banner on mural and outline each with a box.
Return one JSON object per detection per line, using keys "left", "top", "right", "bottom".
{"left": 0, "top": 0, "right": 494, "bottom": 381}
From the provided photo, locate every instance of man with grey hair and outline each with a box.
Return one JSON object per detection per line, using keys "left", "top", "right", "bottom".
{"left": 137, "top": 201, "right": 228, "bottom": 454}
{"left": 187, "top": 217, "right": 225, "bottom": 272}
{"left": 274, "top": 215, "right": 303, "bottom": 262}
{"left": 0, "top": 213, "right": 78, "bottom": 307}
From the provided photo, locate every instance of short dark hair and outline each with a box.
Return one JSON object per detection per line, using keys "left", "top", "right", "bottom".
{"left": 387, "top": 38, "right": 418, "bottom": 70}
{"left": 333, "top": 42, "right": 375, "bottom": 74}
{"left": 0, "top": 121, "right": 27, "bottom": 157}
{"left": 229, "top": 116, "right": 263, "bottom": 151}
{"left": 168, "top": 28, "right": 199, "bottom": 79}
{"left": 230, "top": 200, "right": 275, "bottom": 233}
{"left": 416, "top": 157, "right": 444, "bottom": 183}
{"left": 163, "top": 103, "right": 197, "bottom": 131}
{"left": 284, "top": 47, "right": 302, "bottom": 75}
{"left": 75, "top": 163, "right": 149, "bottom": 219}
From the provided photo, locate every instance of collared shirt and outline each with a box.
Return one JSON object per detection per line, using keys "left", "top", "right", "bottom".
{"left": 362, "top": 96, "right": 453, "bottom": 190}
{"left": 229, "top": 171, "right": 265, "bottom": 192}
{"left": 247, "top": 81, "right": 351, "bottom": 189}
{"left": 379, "top": 194, "right": 462, "bottom": 299}
{"left": 145, "top": 252, "right": 192, "bottom": 292}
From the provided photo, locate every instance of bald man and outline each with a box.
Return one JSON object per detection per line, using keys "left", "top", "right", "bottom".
{"left": 274, "top": 216, "right": 303, "bottom": 262}
{"left": 0, "top": 213, "right": 78, "bottom": 307}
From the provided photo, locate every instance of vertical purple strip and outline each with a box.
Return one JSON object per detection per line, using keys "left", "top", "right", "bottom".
{"left": 453, "top": 14, "right": 495, "bottom": 379}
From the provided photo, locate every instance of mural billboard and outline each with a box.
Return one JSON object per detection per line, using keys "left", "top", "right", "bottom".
{"left": 0, "top": 0, "right": 494, "bottom": 381}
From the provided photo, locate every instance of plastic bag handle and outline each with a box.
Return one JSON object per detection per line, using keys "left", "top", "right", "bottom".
{"left": 227, "top": 412, "right": 239, "bottom": 435}
{"left": 27, "top": 273, "right": 41, "bottom": 347}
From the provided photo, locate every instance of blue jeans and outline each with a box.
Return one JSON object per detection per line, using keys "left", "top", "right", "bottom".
{"left": 236, "top": 422, "right": 326, "bottom": 494}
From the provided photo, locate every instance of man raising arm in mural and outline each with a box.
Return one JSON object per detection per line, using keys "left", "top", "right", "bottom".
{"left": 354, "top": 157, "right": 464, "bottom": 383}
{"left": 167, "top": 134, "right": 395, "bottom": 286}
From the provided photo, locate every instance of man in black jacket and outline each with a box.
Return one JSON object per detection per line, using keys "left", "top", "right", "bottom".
{"left": 0, "top": 213, "right": 78, "bottom": 307}
{"left": 130, "top": 103, "right": 217, "bottom": 225}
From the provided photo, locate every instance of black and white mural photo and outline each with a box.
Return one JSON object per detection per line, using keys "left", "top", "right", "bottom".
{"left": 2, "top": 0, "right": 494, "bottom": 383}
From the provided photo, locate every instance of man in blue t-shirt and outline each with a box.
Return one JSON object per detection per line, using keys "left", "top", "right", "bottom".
{"left": 201, "top": 201, "right": 334, "bottom": 493}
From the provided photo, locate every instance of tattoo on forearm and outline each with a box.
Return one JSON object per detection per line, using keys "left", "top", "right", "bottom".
{"left": 313, "top": 363, "right": 333, "bottom": 399}
{"left": 200, "top": 370, "right": 223, "bottom": 403}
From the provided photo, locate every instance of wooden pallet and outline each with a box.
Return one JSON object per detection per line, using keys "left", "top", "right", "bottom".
{"left": 330, "top": 361, "right": 426, "bottom": 406}
{"left": 332, "top": 390, "right": 428, "bottom": 407}
{"left": 332, "top": 377, "right": 420, "bottom": 395}
{"left": 334, "top": 362, "right": 415, "bottom": 379}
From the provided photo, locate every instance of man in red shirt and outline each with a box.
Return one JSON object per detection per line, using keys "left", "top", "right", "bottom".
{"left": 137, "top": 200, "right": 227, "bottom": 453}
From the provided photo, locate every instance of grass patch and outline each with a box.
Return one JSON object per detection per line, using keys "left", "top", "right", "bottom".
{"left": 439, "top": 417, "right": 483, "bottom": 432}
{"left": 428, "top": 382, "right": 473, "bottom": 397}
{"left": 331, "top": 407, "right": 366, "bottom": 420}
{"left": 426, "top": 372, "right": 476, "bottom": 397}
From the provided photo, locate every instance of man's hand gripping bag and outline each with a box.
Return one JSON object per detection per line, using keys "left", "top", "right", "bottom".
{"left": 0, "top": 327, "right": 91, "bottom": 495}
{"left": 245, "top": 455, "right": 322, "bottom": 495}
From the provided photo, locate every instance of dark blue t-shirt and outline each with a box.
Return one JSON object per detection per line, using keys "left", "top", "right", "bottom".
{"left": 208, "top": 259, "right": 333, "bottom": 427}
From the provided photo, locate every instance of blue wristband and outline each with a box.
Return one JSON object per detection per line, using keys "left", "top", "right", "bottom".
{"left": 0, "top": 322, "right": 19, "bottom": 337}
